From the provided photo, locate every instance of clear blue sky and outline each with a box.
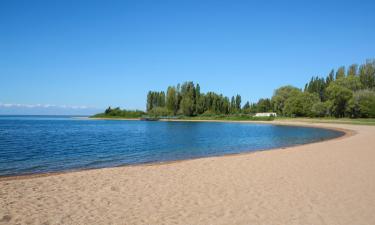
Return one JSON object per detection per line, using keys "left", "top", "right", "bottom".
{"left": 1, "top": 0, "right": 374, "bottom": 114}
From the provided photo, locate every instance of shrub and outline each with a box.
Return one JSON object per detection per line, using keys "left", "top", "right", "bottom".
{"left": 349, "top": 90, "right": 375, "bottom": 118}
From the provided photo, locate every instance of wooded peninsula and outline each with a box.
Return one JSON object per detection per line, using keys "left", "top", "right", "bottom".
{"left": 93, "top": 59, "right": 375, "bottom": 120}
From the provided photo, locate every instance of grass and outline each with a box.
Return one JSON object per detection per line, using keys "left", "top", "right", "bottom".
{"left": 91, "top": 114, "right": 375, "bottom": 125}
{"left": 178, "top": 115, "right": 274, "bottom": 121}
{"left": 91, "top": 114, "right": 274, "bottom": 121}
{"left": 276, "top": 117, "right": 375, "bottom": 126}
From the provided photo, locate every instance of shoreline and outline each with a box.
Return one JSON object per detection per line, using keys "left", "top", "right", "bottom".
{"left": 0, "top": 121, "right": 351, "bottom": 181}
{"left": 86, "top": 116, "right": 375, "bottom": 126}
{"left": 2, "top": 122, "right": 374, "bottom": 225}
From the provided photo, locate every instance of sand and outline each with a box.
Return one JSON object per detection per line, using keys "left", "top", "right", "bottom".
{"left": 1, "top": 122, "right": 375, "bottom": 225}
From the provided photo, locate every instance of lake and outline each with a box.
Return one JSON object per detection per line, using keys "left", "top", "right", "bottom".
{"left": 0, "top": 116, "right": 344, "bottom": 176}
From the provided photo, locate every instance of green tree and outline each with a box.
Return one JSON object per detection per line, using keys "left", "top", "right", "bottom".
{"left": 146, "top": 91, "right": 153, "bottom": 112}
{"left": 196, "top": 93, "right": 206, "bottom": 115}
{"left": 105, "top": 106, "right": 112, "bottom": 114}
{"left": 222, "top": 96, "right": 230, "bottom": 114}
{"left": 179, "top": 82, "right": 196, "bottom": 115}
{"left": 326, "top": 69, "right": 335, "bottom": 85}
{"left": 271, "top": 85, "right": 301, "bottom": 115}
{"left": 235, "top": 94, "right": 242, "bottom": 112}
{"left": 311, "top": 101, "right": 330, "bottom": 117}
{"left": 166, "top": 86, "right": 177, "bottom": 115}
{"left": 242, "top": 101, "right": 251, "bottom": 113}
{"left": 159, "top": 91, "right": 166, "bottom": 107}
{"left": 348, "top": 90, "right": 375, "bottom": 118}
{"left": 195, "top": 83, "right": 201, "bottom": 100}
{"left": 348, "top": 64, "right": 358, "bottom": 76}
{"left": 283, "top": 92, "right": 320, "bottom": 117}
{"left": 359, "top": 60, "right": 375, "bottom": 89}
{"left": 336, "top": 66, "right": 346, "bottom": 80}
{"left": 256, "top": 98, "right": 272, "bottom": 112}
{"left": 230, "top": 96, "right": 236, "bottom": 113}
{"left": 98, "top": 107, "right": 145, "bottom": 118}
{"left": 148, "top": 106, "right": 171, "bottom": 117}
{"left": 326, "top": 83, "right": 353, "bottom": 117}
{"left": 305, "top": 76, "right": 327, "bottom": 101}
{"left": 334, "top": 76, "right": 362, "bottom": 91}
{"left": 180, "top": 96, "right": 195, "bottom": 116}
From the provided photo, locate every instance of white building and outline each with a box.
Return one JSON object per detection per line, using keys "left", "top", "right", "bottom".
{"left": 254, "top": 112, "right": 277, "bottom": 117}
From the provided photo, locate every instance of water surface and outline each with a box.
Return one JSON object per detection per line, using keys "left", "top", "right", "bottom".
{"left": 0, "top": 116, "right": 344, "bottom": 176}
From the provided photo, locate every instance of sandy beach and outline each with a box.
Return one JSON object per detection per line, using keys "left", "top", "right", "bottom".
{"left": 1, "top": 121, "right": 375, "bottom": 225}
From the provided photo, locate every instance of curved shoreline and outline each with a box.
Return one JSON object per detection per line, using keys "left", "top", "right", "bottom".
{"left": 0, "top": 121, "right": 351, "bottom": 181}
{"left": 2, "top": 122, "right": 375, "bottom": 225}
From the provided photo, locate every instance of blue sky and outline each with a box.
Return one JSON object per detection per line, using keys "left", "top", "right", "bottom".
{"left": 1, "top": 0, "right": 374, "bottom": 115}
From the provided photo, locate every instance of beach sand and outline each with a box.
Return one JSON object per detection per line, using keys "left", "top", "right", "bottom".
{"left": 1, "top": 122, "right": 375, "bottom": 225}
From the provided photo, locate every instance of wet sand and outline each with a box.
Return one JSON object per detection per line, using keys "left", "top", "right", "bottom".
{"left": 1, "top": 122, "right": 375, "bottom": 225}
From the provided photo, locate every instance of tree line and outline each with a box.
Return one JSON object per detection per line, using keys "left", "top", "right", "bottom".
{"left": 146, "top": 82, "right": 242, "bottom": 116}
{"left": 277, "top": 59, "right": 375, "bottom": 118}
{"left": 145, "top": 59, "right": 375, "bottom": 118}
{"left": 97, "top": 59, "right": 375, "bottom": 118}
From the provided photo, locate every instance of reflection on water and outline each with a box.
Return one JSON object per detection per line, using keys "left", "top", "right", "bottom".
{"left": 0, "top": 116, "right": 344, "bottom": 176}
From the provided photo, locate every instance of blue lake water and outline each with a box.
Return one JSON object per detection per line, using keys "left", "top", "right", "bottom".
{"left": 0, "top": 116, "right": 344, "bottom": 176}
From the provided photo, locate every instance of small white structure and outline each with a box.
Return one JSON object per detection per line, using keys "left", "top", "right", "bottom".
{"left": 254, "top": 112, "right": 277, "bottom": 117}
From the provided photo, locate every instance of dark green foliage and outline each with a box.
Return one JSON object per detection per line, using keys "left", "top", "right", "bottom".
{"left": 182, "top": 114, "right": 275, "bottom": 121}
{"left": 271, "top": 86, "right": 302, "bottom": 115}
{"left": 235, "top": 95, "right": 242, "bottom": 111}
{"left": 301, "top": 59, "right": 375, "bottom": 118}
{"left": 305, "top": 76, "right": 327, "bottom": 101}
{"left": 145, "top": 82, "right": 240, "bottom": 117}
{"left": 166, "top": 86, "right": 178, "bottom": 115}
{"left": 334, "top": 76, "right": 362, "bottom": 91}
{"left": 230, "top": 96, "right": 236, "bottom": 113}
{"left": 96, "top": 59, "right": 375, "bottom": 120}
{"left": 196, "top": 94, "right": 206, "bottom": 115}
{"left": 283, "top": 92, "right": 320, "bottom": 117}
{"left": 147, "top": 91, "right": 166, "bottom": 112}
{"left": 256, "top": 98, "right": 272, "bottom": 112}
{"left": 180, "top": 95, "right": 195, "bottom": 116}
{"left": 229, "top": 95, "right": 241, "bottom": 113}
{"left": 178, "top": 81, "right": 197, "bottom": 116}
{"left": 93, "top": 107, "right": 145, "bottom": 118}
{"left": 148, "top": 107, "right": 172, "bottom": 117}
{"left": 359, "top": 60, "right": 375, "bottom": 89}
{"left": 311, "top": 102, "right": 330, "bottom": 117}
{"left": 348, "top": 90, "right": 375, "bottom": 118}
{"left": 242, "top": 101, "right": 250, "bottom": 112}
{"left": 326, "top": 84, "right": 353, "bottom": 117}
{"left": 242, "top": 101, "right": 258, "bottom": 114}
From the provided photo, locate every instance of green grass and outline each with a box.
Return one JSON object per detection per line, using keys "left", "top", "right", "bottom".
{"left": 91, "top": 114, "right": 274, "bottom": 121}
{"left": 276, "top": 117, "right": 375, "bottom": 126}
{"left": 178, "top": 114, "right": 275, "bottom": 121}
{"left": 91, "top": 113, "right": 375, "bottom": 125}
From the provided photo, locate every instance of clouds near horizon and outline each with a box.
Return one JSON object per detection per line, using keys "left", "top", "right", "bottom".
{"left": 0, "top": 103, "right": 101, "bottom": 115}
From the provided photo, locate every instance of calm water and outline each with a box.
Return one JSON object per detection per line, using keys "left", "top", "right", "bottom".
{"left": 0, "top": 116, "right": 344, "bottom": 176}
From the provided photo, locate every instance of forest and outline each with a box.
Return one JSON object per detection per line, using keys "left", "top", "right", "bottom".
{"left": 95, "top": 59, "right": 375, "bottom": 119}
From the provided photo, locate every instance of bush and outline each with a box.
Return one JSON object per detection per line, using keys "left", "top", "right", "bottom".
{"left": 283, "top": 92, "right": 320, "bottom": 117}
{"left": 311, "top": 101, "right": 330, "bottom": 117}
{"left": 326, "top": 83, "right": 353, "bottom": 117}
{"left": 148, "top": 107, "right": 172, "bottom": 117}
{"left": 349, "top": 90, "right": 375, "bottom": 118}
{"left": 201, "top": 110, "right": 218, "bottom": 117}
{"left": 94, "top": 107, "right": 145, "bottom": 118}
